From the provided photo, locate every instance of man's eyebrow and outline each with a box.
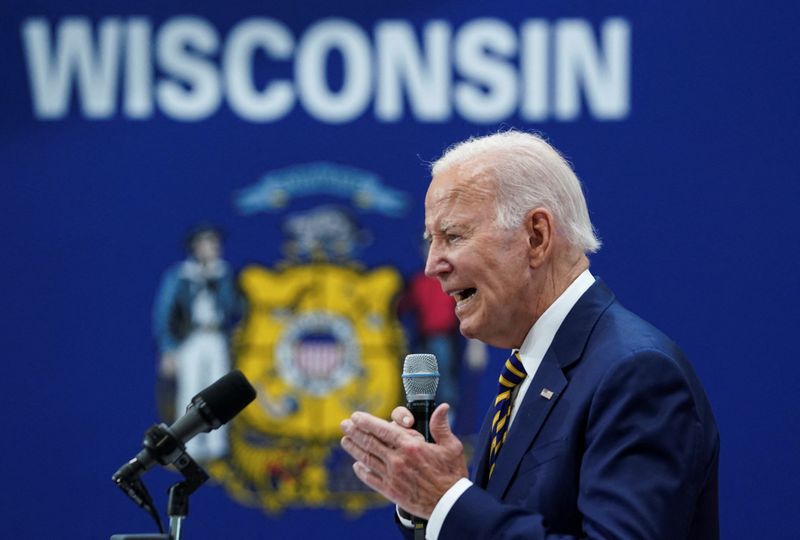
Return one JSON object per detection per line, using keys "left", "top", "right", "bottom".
{"left": 423, "top": 222, "right": 457, "bottom": 241}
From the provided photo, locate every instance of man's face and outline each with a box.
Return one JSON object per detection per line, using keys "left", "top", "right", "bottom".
{"left": 424, "top": 166, "right": 535, "bottom": 348}
{"left": 192, "top": 233, "right": 221, "bottom": 264}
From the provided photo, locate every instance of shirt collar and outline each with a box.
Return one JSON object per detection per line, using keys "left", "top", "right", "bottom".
{"left": 516, "top": 269, "right": 595, "bottom": 377}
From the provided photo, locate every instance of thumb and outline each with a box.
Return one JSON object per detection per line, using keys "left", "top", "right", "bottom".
{"left": 429, "top": 403, "right": 455, "bottom": 445}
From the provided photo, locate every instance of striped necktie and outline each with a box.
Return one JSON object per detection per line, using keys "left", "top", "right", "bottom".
{"left": 488, "top": 351, "right": 528, "bottom": 479}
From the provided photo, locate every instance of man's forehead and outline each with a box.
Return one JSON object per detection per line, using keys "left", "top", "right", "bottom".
{"left": 424, "top": 172, "right": 496, "bottom": 232}
{"left": 426, "top": 165, "right": 495, "bottom": 206}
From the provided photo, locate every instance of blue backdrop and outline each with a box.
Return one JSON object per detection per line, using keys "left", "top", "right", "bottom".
{"left": 2, "top": 1, "right": 798, "bottom": 538}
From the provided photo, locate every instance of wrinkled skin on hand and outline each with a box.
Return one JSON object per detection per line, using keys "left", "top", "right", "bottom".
{"left": 340, "top": 403, "right": 468, "bottom": 519}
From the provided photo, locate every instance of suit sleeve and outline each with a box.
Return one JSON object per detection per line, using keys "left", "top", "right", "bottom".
{"left": 438, "top": 350, "right": 706, "bottom": 540}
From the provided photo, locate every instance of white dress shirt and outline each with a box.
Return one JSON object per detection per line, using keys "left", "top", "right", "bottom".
{"left": 412, "top": 269, "right": 596, "bottom": 539}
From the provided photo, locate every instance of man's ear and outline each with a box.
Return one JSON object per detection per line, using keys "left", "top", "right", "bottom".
{"left": 525, "top": 208, "right": 554, "bottom": 268}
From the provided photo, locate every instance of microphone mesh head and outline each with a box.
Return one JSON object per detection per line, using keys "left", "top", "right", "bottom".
{"left": 195, "top": 370, "right": 257, "bottom": 424}
{"left": 402, "top": 353, "right": 439, "bottom": 402}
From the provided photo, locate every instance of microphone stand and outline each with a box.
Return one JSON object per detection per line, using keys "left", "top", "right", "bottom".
{"left": 165, "top": 451, "right": 209, "bottom": 540}
{"left": 112, "top": 425, "right": 209, "bottom": 540}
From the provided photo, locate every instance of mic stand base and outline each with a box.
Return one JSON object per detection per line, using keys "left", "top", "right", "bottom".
{"left": 112, "top": 451, "right": 209, "bottom": 540}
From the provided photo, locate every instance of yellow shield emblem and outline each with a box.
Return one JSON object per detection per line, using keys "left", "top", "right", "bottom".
{"left": 209, "top": 262, "right": 405, "bottom": 514}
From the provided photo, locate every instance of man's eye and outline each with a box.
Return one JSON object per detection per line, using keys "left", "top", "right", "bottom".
{"left": 446, "top": 234, "right": 461, "bottom": 242}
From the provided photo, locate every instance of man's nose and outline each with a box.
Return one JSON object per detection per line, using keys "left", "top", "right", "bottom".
{"left": 424, "top": 242, "right": 451, "bottom": 277}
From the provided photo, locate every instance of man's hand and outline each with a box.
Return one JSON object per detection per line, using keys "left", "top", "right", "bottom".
{"left": 340, "top": 403, "right": 468, "bottom": 519}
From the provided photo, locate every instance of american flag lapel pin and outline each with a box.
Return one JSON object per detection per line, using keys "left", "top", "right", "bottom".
{"left": 540, "top": 388, "right": 554, "bottom": 400}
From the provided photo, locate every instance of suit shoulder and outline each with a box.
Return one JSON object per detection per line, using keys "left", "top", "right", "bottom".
{"left": 589, "top": 300, "right": 683, "bottom": 362}
{"left": 580, "top": 300, "right": 717, "bottom": 431}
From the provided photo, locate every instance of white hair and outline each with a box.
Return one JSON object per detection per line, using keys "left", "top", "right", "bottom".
{"left": 431, "top": 130, "right": 601, "bottom": 254}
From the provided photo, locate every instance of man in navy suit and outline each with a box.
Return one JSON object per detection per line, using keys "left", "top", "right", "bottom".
{"left": 340, "top": 131, "right": 719, "bottom": 539}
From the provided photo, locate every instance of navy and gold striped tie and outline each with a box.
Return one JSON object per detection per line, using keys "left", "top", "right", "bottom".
{"left": 488, "top": 351, "right": 528, "bottom": 478}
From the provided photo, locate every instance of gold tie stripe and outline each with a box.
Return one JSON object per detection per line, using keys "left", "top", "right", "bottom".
{"left": 488, "top": 351, "right": 528, "bottom": 478}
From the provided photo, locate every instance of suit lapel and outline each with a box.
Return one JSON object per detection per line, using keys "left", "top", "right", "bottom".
{"left": 471, "top": 406, "right": 495, "bottom": 486}
{"left": 474, "top": 280, "right": 617, "bottom": 497}
{"left": 485, "top": 350, "right": 567, "bottom": 498}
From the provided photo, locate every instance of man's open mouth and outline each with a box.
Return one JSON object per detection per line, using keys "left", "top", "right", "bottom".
{"left": 452, "top": 288, "right": 477, "bottom": 303}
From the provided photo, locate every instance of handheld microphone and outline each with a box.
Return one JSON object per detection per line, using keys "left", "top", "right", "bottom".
{"left": 113, "top": 370, "right": 256, "bottom": 486}
{"left": 402, "top": 353, "right": 439, "bottom": 443}
{"left": 402, "top": 354, "right": 439, "bottom": 538}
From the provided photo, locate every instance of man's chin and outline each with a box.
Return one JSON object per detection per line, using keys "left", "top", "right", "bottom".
{"left": 457, "top": 318, "right": 480, "bottom": 341}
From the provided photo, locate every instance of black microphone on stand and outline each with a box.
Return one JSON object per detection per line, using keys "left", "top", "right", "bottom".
{"left": 112, "top": 370, "right": 256, "bottom": 535}
{"left": 402, "top": 353, "right": 440, "bottom": 539}
{"left": 113, "top": 370, "right": 256, "bottom": 485}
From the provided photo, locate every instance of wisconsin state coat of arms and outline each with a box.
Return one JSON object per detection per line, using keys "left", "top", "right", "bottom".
{"left": 208, "top": 199, "right": 406, "bottom": 514}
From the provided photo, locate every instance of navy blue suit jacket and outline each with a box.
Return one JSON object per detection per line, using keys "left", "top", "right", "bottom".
{"left": 435, "top": 281, "right": 719, "bottom": 539}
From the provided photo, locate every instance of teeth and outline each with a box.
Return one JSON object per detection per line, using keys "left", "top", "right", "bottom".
{"left": 451, "top": 289, "right": 474, "bottom": 303}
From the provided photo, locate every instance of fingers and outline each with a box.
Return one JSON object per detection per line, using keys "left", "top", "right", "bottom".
{"left": 352, "top": 461, "right": 386, "bottom": 493}
{"left": 428, "top": 403, "right": 454, "bottom": 445}
{"left": 340, "top": 409, "right": 467, "bottom": 519}
{"left": 391, "top": 406, "right": 414, "bottom": 428}
{"left": 340, "top": 411, "right": 421, "bottom": 475}
{"left": 389, "top": 408, "right": 426, "bottom": 443}
{"left": 341, "top": 417, "right": 393, "bottom": 452}
{"left": 340, "top": 424, "right": 390, "bottom": 476}
{"left": 341, "top": 436, "right": 388, "bottom": 476}
{"left": 349, "top": 411, "right": 408, "bottom": 448}
{"left": 351, "top": 461, "right": 415, "bottom": 511}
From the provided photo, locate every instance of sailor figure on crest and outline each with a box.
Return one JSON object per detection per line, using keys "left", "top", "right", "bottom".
{"left": 153, "top": 224, "right": 241, "bottom": 462}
